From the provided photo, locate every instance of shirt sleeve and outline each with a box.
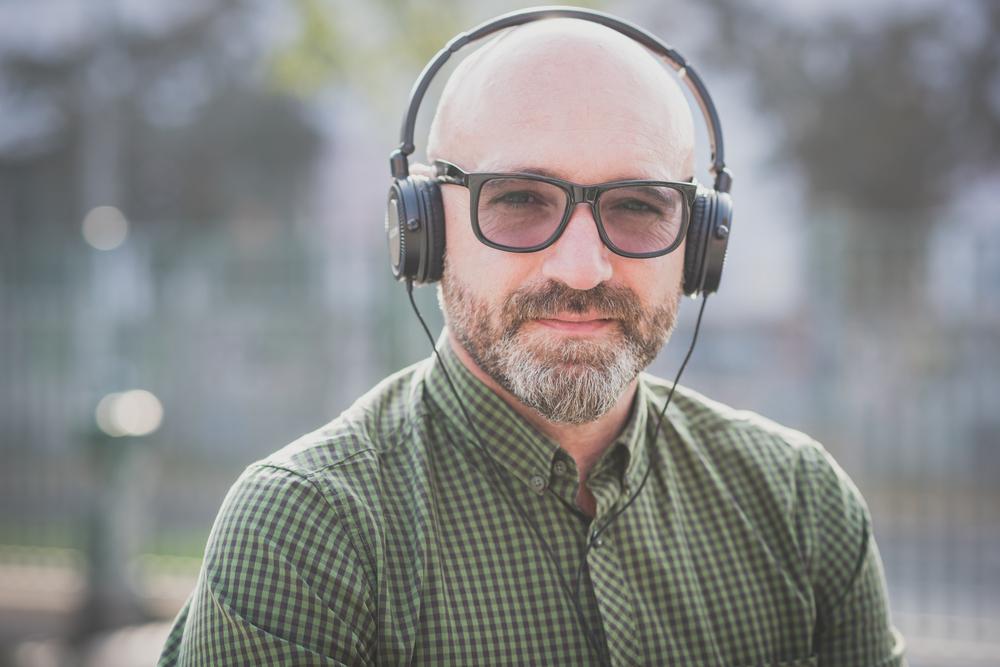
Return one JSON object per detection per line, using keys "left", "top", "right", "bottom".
{"left": 158, "top": 464, "right": 377, "bottom": 667}
{"left": 795, "top": 442, "right": 907, "bottom": 667}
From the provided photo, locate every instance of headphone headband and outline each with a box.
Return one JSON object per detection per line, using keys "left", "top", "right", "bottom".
{"left": 389, "top": 5, "right": 732, "bottom": 193}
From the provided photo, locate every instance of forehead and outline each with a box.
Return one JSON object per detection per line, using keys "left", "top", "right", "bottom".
{"left": 430, "top": 20, "right": 694, "bottom": 182}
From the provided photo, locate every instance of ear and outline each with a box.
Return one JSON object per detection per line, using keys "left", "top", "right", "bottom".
{"left": 409, "top": 162, "right": 436, "bottom": 179}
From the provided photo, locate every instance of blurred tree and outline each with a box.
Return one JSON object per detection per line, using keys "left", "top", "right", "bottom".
{"left": 270, "top": 0, "right": 469, "bottom": 104}
{"left": 270, "top": 0, "right": 605, "bottom": 106}
{"left": 697, "top": 0, "right": 999, "bottom": 322}
{"left": 0, "top": 0, "right": 321, "bottom": 246}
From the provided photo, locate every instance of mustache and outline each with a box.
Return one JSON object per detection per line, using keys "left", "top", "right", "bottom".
{"left": 501, "top": 281, "right": 645, "bottom": 327}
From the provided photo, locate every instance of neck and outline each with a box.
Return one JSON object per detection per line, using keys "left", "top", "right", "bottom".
{"left": 447, "top": 331, "right": 637, "bottom": 480}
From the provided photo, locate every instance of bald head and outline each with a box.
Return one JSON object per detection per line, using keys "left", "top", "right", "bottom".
{"left": 427, "top": 18, "right": 695, "bottom": 181}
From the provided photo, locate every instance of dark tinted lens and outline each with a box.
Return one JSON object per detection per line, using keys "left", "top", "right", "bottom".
{"left": 476, "top": 177, "right": 568, "bottom": 248}
{"left": 597, "top": 185, "right": 687, "bottom": 254}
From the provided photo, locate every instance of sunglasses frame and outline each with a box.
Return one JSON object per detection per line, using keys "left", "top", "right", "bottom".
{"left": 434, "top": 160, "right": 698, "bottom": 259}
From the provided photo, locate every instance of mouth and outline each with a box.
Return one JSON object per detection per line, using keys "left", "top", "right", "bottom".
{"left": 531, "top": 315, "right": 616, "bottom": 334}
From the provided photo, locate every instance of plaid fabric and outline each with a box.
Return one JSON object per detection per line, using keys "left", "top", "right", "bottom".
{"left": 160, "top": 337, "right": 905, "bottom": 666}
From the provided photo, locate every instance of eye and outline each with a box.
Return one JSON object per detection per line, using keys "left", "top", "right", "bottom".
{"left": 613, "top": 198, "right": 663, "bottom": 215}
{"left": 601, "top": 186, "right": 681, "bottom": 220}
{"left": 492, "top": 190, "right": 543, "bottom": 207}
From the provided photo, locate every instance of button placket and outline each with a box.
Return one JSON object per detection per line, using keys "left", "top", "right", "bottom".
{"left": 586, "top": 525, "right": 640, "bottom": 665}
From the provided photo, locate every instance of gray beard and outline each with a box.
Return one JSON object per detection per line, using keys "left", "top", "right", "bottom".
{"left": 439, "top": 274, "right": 679, "bottom": 425}
{"left": 485, "top": 330, "right": 640, "bottom": 424}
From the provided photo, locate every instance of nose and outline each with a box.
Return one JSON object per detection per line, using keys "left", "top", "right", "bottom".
{"left": 540, "top": 203, "right": 613, "bottom": 291}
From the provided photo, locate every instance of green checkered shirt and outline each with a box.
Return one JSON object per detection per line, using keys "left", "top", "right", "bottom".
{"left": 160, "top": 337, "right": 905, "bottom": 666}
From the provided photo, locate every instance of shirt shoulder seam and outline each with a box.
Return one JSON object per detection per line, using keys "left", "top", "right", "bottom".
{"left": 251, "top": 458, "right": 380, "bottom": 601}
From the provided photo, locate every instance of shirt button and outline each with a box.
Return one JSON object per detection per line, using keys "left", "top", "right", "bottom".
{"left": 590, "top": 531, "right": 604, "bottom": 548}
{"left": 553, "top": 460, "right": 568, "bottom": 476}
{"left": 529, "top": 475, "right": 546, "bottom": 493}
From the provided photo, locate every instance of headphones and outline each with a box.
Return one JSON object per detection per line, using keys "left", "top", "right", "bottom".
{"left": 386, "top": 6, "right": 734, "bottom": 297}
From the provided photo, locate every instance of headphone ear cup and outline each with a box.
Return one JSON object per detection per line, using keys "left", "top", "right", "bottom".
{"left": 386, "top": 178, "right": 417, "bottom": 281}
{"left": 700, "top": 191, "right": 732, "bottom": 295}
{"left": 683, "top": 194, "right": 710, "bottom": 296}
{"left": 683, "top": 190, "right": 733, "bottom": 297}
{"left": 417, "top": 177, "right": 445, "bottom": 283}
{"left": 385, "top": 176, "right": 446, "bottom": 283}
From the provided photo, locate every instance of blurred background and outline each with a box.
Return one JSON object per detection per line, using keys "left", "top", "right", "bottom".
{"left": 1, "top": 0, "right": 997, "bottom": 665}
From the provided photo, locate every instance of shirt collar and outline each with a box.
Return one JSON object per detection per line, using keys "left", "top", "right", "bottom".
{"left": 420, "top": 331, "right": 652, "bottom": 498}
{"left": 613, "top": 375, "right": 651, "bottom": 490}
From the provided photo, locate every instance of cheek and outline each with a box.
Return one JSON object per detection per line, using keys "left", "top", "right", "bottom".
{"left": 616, "top": 250, "right": 685, "bottom": 307}
{"left": 440, "top": 189, "right": 475, "bottom": 256}
{"left": 441, "top": 192, "right": 482, "bottom": 285}
{"left": 664, "top": 250, "right": 686, "bottom": 295}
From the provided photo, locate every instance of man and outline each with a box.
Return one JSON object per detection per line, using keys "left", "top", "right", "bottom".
{"left": 160, "top": 16, "right": 905, "bottom": 667}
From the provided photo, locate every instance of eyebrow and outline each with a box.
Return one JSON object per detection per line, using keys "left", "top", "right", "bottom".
{"left": 488, "top": 164, "right": 564, "bottom": 179}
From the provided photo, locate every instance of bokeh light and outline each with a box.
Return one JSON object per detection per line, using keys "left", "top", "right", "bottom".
{"left": 95, "top": 390, "right": 164, "bottom": 437}
{"left": 81, "top": 206, "right": 129, "bottom": 251}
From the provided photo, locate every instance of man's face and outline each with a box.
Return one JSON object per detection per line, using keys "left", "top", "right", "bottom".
{"left": 432, "top": 23, "right": 693, "bottom": 424}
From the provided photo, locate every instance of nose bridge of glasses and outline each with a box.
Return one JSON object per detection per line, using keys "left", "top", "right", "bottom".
{"left": 568, "top": 184, "right": 601, "bottom": 205}
{"left": 565, "top": 185, "right": 602, "bottom": 231}
{"left": 563, "top": 187, "right": 605, "bottom": 246}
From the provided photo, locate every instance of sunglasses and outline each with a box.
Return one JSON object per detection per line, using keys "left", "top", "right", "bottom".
{"left": 434, "top": 160, "right": 697, "bottom": 259}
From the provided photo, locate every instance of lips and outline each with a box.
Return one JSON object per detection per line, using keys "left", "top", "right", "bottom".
{"left": 533, "top": 316, "right": 615, "bottom": 333}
